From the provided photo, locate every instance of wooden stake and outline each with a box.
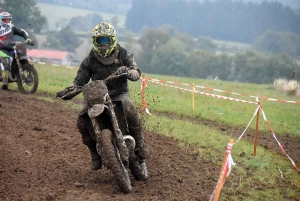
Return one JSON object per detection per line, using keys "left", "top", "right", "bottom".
{"left": 141, "top": 74, "right": 146, "bottom": 113}
{"left": 254, "top": 102, "right": 260, "bottom": 156}
{"left": 192, "top": 83, "right": 195, "bottom": 110}
{"left": 213, "top": 139, "right": 234, "bottom": 201}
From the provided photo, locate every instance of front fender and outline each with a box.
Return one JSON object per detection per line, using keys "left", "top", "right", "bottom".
{"left": 87, "top": 104, "right": 106, "bottom": 118}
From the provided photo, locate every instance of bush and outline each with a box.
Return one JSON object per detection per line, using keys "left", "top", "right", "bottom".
{"left": 274, "top": 78, "right": 300, "bottom": 96}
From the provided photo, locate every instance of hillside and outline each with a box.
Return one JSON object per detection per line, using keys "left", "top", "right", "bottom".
{"left": 37, "top": 3, "right": 126, "bottom": 31}
{"left": 238, "top": 0, "right": 300, "bottom": 8}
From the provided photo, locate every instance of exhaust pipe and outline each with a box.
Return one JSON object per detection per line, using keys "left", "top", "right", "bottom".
{"left": 8, "top": 71, "right": 17, "bottom": 82}
{"left": 123, "top": 135, "right": 136, "bottom": 153}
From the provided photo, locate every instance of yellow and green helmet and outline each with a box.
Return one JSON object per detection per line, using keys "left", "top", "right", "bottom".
{"left": 92, "top": 22, "right": 117, "bottom": 57}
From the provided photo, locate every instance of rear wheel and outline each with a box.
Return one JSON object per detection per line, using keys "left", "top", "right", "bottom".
{"left": 17, "top": 63, "right": 38, "bottom": 94}
{"left": 99, "top": 129, "right": 132, "bottom": 193}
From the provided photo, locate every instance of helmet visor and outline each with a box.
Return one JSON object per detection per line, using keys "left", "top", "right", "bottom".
{"left": 2, "top": 18, "right": 11, "bottom": 23}
{"left": 96, "top": 36, "right": 110, "bottom": 45}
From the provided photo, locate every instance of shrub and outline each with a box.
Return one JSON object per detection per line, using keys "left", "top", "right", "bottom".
{"left": 274, "top": 78, "right": 300, "bottom": 96}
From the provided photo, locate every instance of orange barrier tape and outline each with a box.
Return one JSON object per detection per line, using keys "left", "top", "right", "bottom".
{"left": 145, "top": 77, "right": 300, "bottom": 105}
{"left": 148, "top": 79, "right": 258, "bottom": 105}
{"left": 260, "top": 106, "right": 300, "bottom": 172}
{"left": 141, "top": 76, "right": 151, "bottom": 115}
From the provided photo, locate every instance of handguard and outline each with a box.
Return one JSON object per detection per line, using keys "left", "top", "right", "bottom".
{"left": 56, "top": 86, "right": 81, "bottom": 100}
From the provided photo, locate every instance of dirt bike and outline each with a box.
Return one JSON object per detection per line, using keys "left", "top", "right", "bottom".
{"left": 0, "top": 41, "right": 38, "bottom": 94}
{"left": 59, "top": 73, "right": 148, "bottom": 193}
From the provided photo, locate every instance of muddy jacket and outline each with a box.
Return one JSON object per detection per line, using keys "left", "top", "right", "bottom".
{"left": 0, "top": 24, "right": 28, "bottom": 51}
{"left": 73, "top": 44, "right": 141, "bottom": 96}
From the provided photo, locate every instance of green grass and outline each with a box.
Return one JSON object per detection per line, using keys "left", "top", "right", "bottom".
{"left": 36, "top": 63, "right": 77, "bottom": 93}
{"left": 130, "top": 74, "right": 300, "bottom": 138}
{"left": 31, "top": 63, "right": 300, "bottom": 200}
{"left": 144, "top": 114, "right": 299, "bottom": 200}
{"left": 37, "top": 3, "right": 126, "bottom": 31}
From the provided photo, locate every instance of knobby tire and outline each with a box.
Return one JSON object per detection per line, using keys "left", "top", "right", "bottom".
{"left": 17, "top": 63, "right": 38, "bottom": 94}
{"left": 99, "top": 129, "right": 132, "bottom": 193}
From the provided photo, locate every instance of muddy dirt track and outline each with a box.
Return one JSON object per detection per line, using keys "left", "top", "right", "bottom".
{"left": 0, "top": 89, "right": 299, "bottom": 201}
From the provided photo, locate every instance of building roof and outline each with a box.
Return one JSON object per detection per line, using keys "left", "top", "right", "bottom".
{"left": 27, "top": 49, "right": 69, "bottom": 60}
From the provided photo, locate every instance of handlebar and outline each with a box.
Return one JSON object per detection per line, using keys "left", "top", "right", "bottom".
{"left": 15, "top": 41, "right": 35, "bottom": 46}
{"left": 58, "top": 72, "right": 127, "bottom": 100}
{"left": 103, "top": 72, "right": 127, "bottom": 84}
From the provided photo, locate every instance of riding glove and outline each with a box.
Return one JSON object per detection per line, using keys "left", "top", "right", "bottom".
{"left": 56, "top": 86, "right": 80, "bottom": 100}
{"left": 116, "top": 66, "right": 129, "bottom": 75}
{"left": 25, "top": 38, "right": 35, "bottom": 46}
{"left": 116, "top": 66, "right": 140, "bottom": 81}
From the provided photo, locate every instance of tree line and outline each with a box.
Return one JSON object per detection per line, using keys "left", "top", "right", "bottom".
{"left": 253, "top": 31, "right": 300, "bottom": 59}
{"left": 126, "top": 0, "right": 300, "bottom": 44}
{"left": 3, "top": 0, "right": 300, "bottom": 84}
{"left": 135, "top": 29, "right": 300, "bottom": 84}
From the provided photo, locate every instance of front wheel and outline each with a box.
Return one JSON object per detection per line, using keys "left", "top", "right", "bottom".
{"left": 99, "top": 129, "right": 132, "bottom": 193}
{"left": 17, "top": 63, "right": 38, "bottom": 94}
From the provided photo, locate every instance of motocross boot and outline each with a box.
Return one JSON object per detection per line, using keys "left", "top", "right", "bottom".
{"left": 129, "top": 125, "right": 150, "bottom": 160}
{"left": 77, "top": 115, "right": 102, "bottom": 171}
{"left": 1, "top": 70, "right": 8, "bottom": 90}
{"left": 90, "top": 150, "right": 102, "bottom": 171}
{"left": 87, "top": 142, "right": 102, "bottom": 171}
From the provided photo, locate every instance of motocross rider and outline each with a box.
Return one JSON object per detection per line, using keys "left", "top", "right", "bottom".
{"left": 0, "top": 11, "right": 34, "bottom": 90}
{"left": 56, "top": 22, "right": 150, "bottom": 171}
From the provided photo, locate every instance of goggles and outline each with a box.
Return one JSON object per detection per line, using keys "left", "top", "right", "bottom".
{"left": 2, "top": 18, "right": 11, "bottom": 22}
{"left": 96, "top": 36, "right": 110, "bottom": 45}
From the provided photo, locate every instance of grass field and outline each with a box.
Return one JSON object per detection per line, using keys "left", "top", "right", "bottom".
{"left": 37, "top": 3, "right": 126, "bottom": 31}
{"left": 138, "top": 74, "right": 300, "bottom": 137}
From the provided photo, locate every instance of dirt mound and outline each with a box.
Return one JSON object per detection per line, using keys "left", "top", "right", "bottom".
{"left": 0, "top": 90, "right": 217, "bottom": 200}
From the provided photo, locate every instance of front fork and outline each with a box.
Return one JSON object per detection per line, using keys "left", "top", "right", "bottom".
{"left": 108, "top": 101, "right": 130, "bottom": 164}
{"left": 13, "top": 48, "right": 25, "bottom": 81}
{"left": 89, "top": 102, "right": 130, "bottom": 166}
{"left": 90, "top": 117, "right": 105, "bottom": 161}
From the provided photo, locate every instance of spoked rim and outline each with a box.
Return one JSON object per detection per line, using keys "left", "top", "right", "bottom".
{"left": 17, "top": 63, "right": 38, "bottom": 94}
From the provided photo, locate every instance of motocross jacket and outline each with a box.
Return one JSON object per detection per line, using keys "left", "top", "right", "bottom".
{"left": 73, "top": 44, "right": 141, "bottom": 96}
{"left": 0, "top": 24, "right": 28, "bottom": 51}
